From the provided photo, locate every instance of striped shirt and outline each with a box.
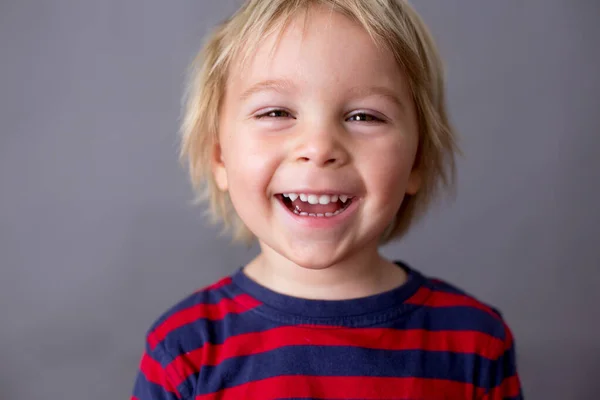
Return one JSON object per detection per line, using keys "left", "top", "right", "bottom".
{"left": 131, "top": 262, "right": 522, "bottom": 399}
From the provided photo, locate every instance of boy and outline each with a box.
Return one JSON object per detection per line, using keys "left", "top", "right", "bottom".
{"left": 132, "top": 0, "right": 522, "bottom": 399}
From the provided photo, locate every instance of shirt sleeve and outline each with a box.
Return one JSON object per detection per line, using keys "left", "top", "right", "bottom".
{"left": 481, "top": 322, "right": 524, "bottom": 400}
{"left": 131, "top": 338, "right": 186, "bottom": 400}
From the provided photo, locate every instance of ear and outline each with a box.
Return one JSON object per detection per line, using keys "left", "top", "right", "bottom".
{"left": 405, "top": 168, "right": 422, "bottom": 195}
{"left": 212, "top": 142, "right": 228, "bottom": 191}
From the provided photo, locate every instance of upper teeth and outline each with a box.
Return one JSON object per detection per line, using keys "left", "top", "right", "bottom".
{"left": 283, "top": 193, "right": 349, "bottom": 204}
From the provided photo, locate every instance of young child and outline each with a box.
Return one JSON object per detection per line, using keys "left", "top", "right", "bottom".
{"left": 132, "top": 0, "right": 522, "bottom": 399}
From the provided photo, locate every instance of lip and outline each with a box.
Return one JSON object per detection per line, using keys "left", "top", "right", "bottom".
{"left": 275, "top": 195, "right": 360, "bottom": 229}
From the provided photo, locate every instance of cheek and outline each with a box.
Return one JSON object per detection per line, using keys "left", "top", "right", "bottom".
{"left": 362, "top": 139, "right": 417, "bottom": 193}
{"left": 223, "top": 137, "right": 282, "bottom": 199}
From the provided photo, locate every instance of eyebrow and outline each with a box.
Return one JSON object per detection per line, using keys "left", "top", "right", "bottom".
{"left": 239, "top": 79, "right": 406, "bottom": 110}
{"left": 239, "top": 79, "right": 297, "bottom": 101}
{"left": 346, "top": 85, "right": 407, "bottom": 110}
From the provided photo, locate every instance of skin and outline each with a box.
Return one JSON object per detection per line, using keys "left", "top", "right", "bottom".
{"left": 213, "top": 5, "right": 421, "bottom": 300}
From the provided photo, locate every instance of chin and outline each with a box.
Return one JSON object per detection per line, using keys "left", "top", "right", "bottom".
{"left": 283, "top": 245, "right": 348, "bottom": 271}
{"left": 291, "top": 259, "right": 337, "bottom": 270}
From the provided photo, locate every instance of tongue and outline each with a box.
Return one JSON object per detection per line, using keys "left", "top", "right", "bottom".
{"left": 291, "top": 199, "right": 342, "bottom": 214}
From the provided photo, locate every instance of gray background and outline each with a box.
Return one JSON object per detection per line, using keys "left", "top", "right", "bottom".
{"left": 1, "top": 0, "right": 598, "bottom": 399}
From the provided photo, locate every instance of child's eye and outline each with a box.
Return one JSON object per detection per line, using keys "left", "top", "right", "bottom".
{"left": 347, "top": 113, "right": 384, "bottom": 123}
{"left": 255, "top": 109, "right": 293, "bottom": 119}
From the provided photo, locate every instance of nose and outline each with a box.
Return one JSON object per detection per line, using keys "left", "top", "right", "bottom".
{"left": 293, "top": 123, "right": 350, "bottom": 168}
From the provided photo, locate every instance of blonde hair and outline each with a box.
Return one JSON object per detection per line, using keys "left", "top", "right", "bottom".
{"left": 180, "top": 0, "right": 458, "bottom": 243}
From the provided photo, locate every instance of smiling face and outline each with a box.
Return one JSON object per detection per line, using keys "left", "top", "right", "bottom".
{"left": 213, "top": 6, "right": 421, "bottom": 271}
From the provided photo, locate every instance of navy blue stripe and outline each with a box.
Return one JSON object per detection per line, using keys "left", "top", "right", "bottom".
{"left": 411, "top": 305, "right": 506, "bottom": 341}
{"left": 195, "top": 346, "right": 496, "bottom": 395}
{"left": 132, "top": 372, "right": 181, "bottom": 400}
{"left": 489, "top": 346, "right": 518, "bottom": 390}
{"left": 159, "top": 310, "right": 283, "bottom": 363}
{"left": 499, "top": 347, "right": 518, "bottom": 381}
{"left": 158, "top": 304, "right": 505, "bottom": 364}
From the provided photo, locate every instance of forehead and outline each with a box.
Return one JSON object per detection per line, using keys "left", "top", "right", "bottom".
{"left": 227, "top": 5, "right": 407, "bottom": 95}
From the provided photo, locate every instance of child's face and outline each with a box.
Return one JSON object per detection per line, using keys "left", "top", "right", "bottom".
{"left": 214, "top": 6, "right": 420, "bottom": 269}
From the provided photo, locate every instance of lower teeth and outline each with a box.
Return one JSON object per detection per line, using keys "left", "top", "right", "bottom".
{"left": 293, "top": 208, "right": 345, "bottom": 217}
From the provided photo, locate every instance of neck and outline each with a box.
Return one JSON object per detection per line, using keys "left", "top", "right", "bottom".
{"left": 243, "top": 243, "right": 407, "bottom": 300}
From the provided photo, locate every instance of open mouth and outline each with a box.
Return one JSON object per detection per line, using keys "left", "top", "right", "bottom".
{"left": 276, "top": 193, "right": 355, "bottom": 217}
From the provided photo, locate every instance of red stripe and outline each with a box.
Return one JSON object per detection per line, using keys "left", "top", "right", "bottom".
{"left": 194, "top": 277, "right": 232, "bottom": 293}
{"left": 405, "top": 285, "right": 432, "bottom": 305}
{"left": 148, "top": 294, "right": 261, "bottom": 349}
{"left": 484, "top": 375, "right": 522, "bottom": 399}
{"left": 167, "top": 327, "right": 502, "bottom": 386}
{"left": 195, "top": 375, "right": 485, "bottom": 400}
{"left": 130, "top": 397, "right": 139, "bottom": 400}
{"left": 407, "top": 287, "right": 501, "bottom": 320}
{"left": 140, "top": 352, "right": 180, "bottom": 397}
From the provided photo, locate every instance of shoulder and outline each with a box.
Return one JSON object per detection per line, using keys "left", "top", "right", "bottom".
{"left": 413, "top": 273, "right": 514, "bottom": 353}
{"left": 409, "top": 273, "right": 522, "bottom": 396}
{"left": 143, "top": 274, "right": 260, "bottom": 357}
{"left": 133, "top": 275, "right": 262, "bottom": 398}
